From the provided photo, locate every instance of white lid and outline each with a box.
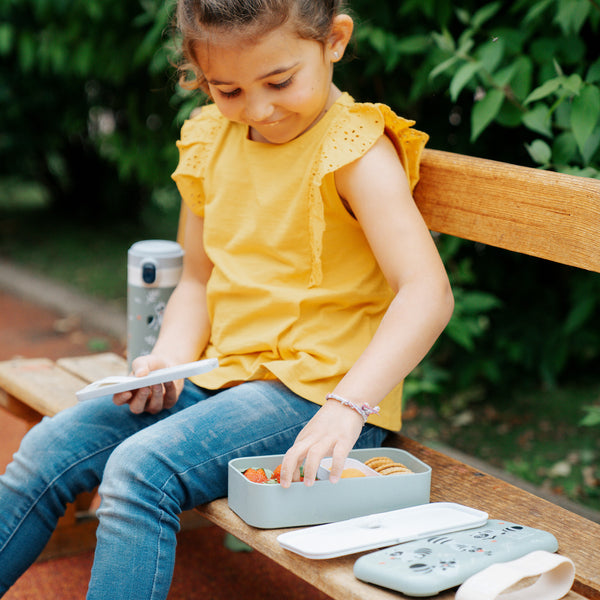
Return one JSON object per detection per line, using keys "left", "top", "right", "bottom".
{"left": 277, "top": 502, "right": 488, "bottom": 559}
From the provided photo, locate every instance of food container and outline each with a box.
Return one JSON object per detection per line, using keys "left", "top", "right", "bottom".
{"left": 227, "top": 447, "right": 431, "bottom": 529}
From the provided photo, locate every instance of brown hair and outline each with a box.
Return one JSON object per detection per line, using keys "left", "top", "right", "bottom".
{"left": 175, "top": 0, "right": 347, "bottom": 93}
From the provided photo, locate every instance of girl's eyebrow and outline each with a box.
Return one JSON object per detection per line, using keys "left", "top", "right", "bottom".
{"left": 208, "top": 63, "right": 299, "bottom": 86}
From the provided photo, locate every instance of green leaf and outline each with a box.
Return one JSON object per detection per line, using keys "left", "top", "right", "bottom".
{"left": 476, "top": 38, "right": 505, "bottom": 75}
{"left": 564, "top": 296, "right": 596, "bottom": 335}
{"left": 571, "top": 84, "right": 600, "bottom": 158}
{"left": 508, "top": 56, "right": 533, "bottom": 101}
{"left": 492, "top": 62, "right": 518, "bottom": 88}
{"left": 429, "top": 55, "right": 460, "bottom": 81}
{"left": 394, "top": 34, "right": 431, "bottom": 55}
{"left": 563, "top": 73, "right": 583, "bottom": 96}
{"left": 580, "top": 406, "right": 600, "bottom": 427}
{"left": 471, "top": 88, "right": 504, "bottom": 141}
{"left": 369, "top": 28, "right": 388, "bottom": 55}
{"left": 0, "top": 23, "right": 13, "bottom": 55}
{"left": 523, "top": 0, "right": 554, "bottom": 24}
{"left": 581, "top": 124, "right": 600, "bottom": 166}
{"left": 472, "top": 2, "right": 502, "bottom": 29}
{"left": 456, "top": 8, "right": 470, "bottom": 26}
{"left": 552, "top": 132, "right": 578, "bottom": 165}
{"left": 525, "top": 139, "right": 552, "bottom": 165}
{"left": 18, "top": 33, "right": 36, "bottom": 72}
{"left": 457, "top": 291, "right": 501, "bottom": 313}
{"left": 555, "top": 0, "right": 590, "bottom": 35}
{"left": 450, "top": 62, "right": 481, "bottom": 102}
{"left": 587, "top": 58, "right": 600, "bottom": 84}
{"left": 524, "top": 77, "right": 562, "bottom": 105}
{"left": 431, "top": 29, "right": 455, "bottom": 53}
{"left": 444, "top": 319, "right": 476, "bottom": 351}
{"left": 522, "top": 104, "right": 553, "bottom": 137}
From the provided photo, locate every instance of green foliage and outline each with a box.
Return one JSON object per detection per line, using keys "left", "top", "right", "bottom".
{"left": 0, "top": 0, "right": 185, "bottom": 220}
{"left": 426, "top": 0, "right": 600, "bottom": 176}
{"left": 581, "top": 406, "right": 600, "bottom": 427}
{"left": 2, "top": 0, "right": 600, "bottom": 400}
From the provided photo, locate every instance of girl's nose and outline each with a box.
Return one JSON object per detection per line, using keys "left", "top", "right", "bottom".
{"left": 244, "top": 94, "right": 275, "bottom": 123}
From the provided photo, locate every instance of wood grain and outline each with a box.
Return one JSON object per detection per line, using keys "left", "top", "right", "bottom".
{"left": 58, "top": 352, "right": 127, "bottom": 382}
{"left": 0, "top": 358, "right": 83, "bottom": 417}
{"left": 415, "top": 150, "right": 600, "bottom": 273}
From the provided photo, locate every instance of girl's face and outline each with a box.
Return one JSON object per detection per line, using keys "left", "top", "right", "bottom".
{"left": 194, "top": 18, "right": 351, "bottom": 144}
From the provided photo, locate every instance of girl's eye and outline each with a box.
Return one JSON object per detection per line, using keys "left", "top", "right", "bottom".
{"left": 270, "top": 76, "right": 294, "bottom": 90}
{"left": 219, "top": 88, "right": 241, "bottom": 99}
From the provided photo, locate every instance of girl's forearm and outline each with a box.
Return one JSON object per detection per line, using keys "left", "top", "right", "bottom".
{"left": 333, "top": 276, "right": 454, "bottom": 405}
{"left": 150, "top": 278, "right": 211, "bottom": 365}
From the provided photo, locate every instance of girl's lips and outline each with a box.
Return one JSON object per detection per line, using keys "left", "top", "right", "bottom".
{"left": 256, "top": 118, "right": 283, "bottom": 126}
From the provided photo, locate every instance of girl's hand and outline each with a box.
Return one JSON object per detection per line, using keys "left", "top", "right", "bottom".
{"left": 279, "top": 400, "right": 364, "bottom": 488}
{"left": 112, "top": 355, "right": 183, "bottom": 414}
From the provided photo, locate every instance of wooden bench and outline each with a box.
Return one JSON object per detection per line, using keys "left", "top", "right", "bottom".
{"left": 1, "top": 148, "right": 600, "bottom": 599}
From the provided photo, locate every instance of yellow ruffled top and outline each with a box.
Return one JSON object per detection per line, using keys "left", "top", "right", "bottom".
{"left": 172, "top": 93, "right": 428, "bottom": 431}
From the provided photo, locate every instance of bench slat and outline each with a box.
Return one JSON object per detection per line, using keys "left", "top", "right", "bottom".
{"left": 416, "top": 150, "right": 600, "bottom": 273}
{"left": 0, "top": 359, "right": 83, "bottom": 417}
{"left": 0, "top": 353, "right": 127, "bottom": 420}
{"left": 58, "top": 353, "right": 127, "bottom": 383}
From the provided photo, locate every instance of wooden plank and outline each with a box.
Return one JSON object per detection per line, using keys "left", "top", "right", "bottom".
{"left": 0, "top": 358, "right": 84, "bottom": 417}
{"left": 198, "top": 498, "right": 587, "bottom": 600}
{"left": 57, "top": 352, "right": 127, "bottom": 382}
{"left": 0, "top": 387, "right": 41, "bottom": 422}
{"left": 415, "top": 150, "right": 600, "bottom": 273}
{"left": 0, "top": 353, "right": 126, "bottom": 420}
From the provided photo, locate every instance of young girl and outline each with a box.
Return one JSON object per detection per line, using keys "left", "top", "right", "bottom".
{"left": 0, "top": 0, "right": 453, "bottom": 597}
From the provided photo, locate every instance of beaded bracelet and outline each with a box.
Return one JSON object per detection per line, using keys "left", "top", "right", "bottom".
{"left": 325, "top": 393, "right": 380, "bottom": 424}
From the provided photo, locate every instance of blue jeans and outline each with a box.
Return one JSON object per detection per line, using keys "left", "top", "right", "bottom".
{"left": 0, "top": 379, "right": 386, "bottom": 599}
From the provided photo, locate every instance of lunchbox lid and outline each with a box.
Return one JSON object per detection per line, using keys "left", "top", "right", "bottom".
{"left": 277, "top": 502, "right": 488, "bottom": 559}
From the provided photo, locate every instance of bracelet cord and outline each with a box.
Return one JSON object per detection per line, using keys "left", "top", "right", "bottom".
{"left": 325, "top": 393, "right": 380, "bottom": 424}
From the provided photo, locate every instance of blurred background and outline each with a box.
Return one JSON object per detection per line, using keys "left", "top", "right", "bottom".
{"left": 1, "top": 0, "right": 599, "bottom": 513}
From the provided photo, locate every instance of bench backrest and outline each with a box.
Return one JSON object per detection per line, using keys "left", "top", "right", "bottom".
{"left": 415, "top": 149, "right": 600, "bottom": 274}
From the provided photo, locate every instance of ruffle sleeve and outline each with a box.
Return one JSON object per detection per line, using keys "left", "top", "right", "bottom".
{"left": 306, "top": 97, "right": 429, "bottom": 286}
{"left": 171, "top": 105, "right": 227, "bottom": 217}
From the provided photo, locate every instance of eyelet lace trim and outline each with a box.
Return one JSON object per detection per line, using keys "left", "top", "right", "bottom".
{"left": 306, "top": 99, "right": 428, "bottom": 286}
{"left": 172, "top": 106, "right": 226, "bottom": 216}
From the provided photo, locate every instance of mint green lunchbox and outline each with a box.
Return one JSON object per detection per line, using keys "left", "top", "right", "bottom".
{"left": 227, "top": 447, "right": 431, "bottom": 529}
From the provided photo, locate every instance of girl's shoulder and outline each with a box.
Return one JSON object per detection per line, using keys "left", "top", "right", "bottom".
{"left": 322, "top": 94, "right": 429, "bottom": 192}
{"left": 178, "top": 103, "right": 228, "bottom": 146}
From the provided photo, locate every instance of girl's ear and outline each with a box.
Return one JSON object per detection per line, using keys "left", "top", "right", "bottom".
{"left": 328, "top": 14, "right": 353, "bottom": 62}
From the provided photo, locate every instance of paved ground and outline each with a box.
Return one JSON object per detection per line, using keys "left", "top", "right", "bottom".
{"left": 0, "top": 261, "right": 125, "bottom": 474}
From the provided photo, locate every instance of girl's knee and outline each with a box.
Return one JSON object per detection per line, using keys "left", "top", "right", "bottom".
{"left": 101, "top": 437, "right": 147, "bottom": 486}
{"left": 99, "top": 435, "right": 172, "bottom": 504}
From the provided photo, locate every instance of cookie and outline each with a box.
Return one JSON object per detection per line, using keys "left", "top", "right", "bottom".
{"left": 364, "top": 457, "right": 395, "bottom": 470}
{"left": 377, "top": 463, "right": 412, "bottom": 475}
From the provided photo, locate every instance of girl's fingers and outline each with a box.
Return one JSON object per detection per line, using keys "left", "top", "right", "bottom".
{"left": 128, "top": 386, "right": 152, "bottom": 414}
{"left": 145, "top": 384, "right": 165, "bottom": 414}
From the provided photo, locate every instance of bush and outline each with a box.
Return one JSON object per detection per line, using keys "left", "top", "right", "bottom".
{"left": 0, "top": 0, "right": 182, "bottom": 220}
